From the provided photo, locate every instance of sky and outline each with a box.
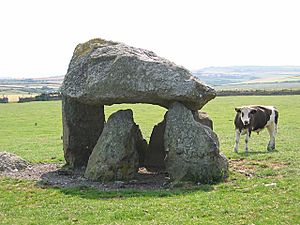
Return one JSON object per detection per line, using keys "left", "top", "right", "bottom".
{"left": 0, "top": 0, "right": 300, "bottom": 78}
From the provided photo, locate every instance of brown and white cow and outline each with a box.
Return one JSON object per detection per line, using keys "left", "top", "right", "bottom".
{"left": 234, "top": 105, "right": 279, "bottom": 153}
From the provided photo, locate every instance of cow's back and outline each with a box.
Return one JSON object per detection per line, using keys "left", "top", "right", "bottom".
{"left": 251, "top": 106, "right": 273, "bottom": 131}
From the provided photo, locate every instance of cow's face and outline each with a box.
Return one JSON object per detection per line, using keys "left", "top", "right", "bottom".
{"left": 235, "top": 107, "right": 257, "bottom": 126}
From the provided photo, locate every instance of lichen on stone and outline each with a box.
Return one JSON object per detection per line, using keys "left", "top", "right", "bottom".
{"left": 73, "top": 38, "right": 116, "bottom": 58}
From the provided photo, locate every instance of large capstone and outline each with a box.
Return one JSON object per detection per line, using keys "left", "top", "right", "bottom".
{"left": 84, "top": 110, "right": 147, "bottom": 181}
{"left": 164, "top": 102, "right": 228, "bottom": 183}
{"left": 61, "top": 38, "right": 216, "bottom": 110}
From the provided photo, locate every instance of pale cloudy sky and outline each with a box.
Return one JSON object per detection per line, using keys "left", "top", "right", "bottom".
{"left": 0, "top": 0, "right": 299, "bottom": 78}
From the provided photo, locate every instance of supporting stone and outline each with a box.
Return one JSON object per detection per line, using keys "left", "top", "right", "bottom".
{"left": 144, "top": 117, "right": 166, "bottom": 172}
{"left": 135, "top": 131, "right": 148, "bottom": 168}
{"left": 62, "top": 96, "right": 105, "bottom": 168}
{"left": 84, "top": 109, "right": 146, "bottom": 181}
{"left": 193, "top": 111, "right": 214, "bottom": 130}
{"left": 164, "top": 102, "right": 228, "bottom": 183}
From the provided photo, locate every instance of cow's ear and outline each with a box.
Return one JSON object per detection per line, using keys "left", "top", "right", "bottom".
{"left": 235, "top": 107, "right": 241, "bottom": 113}
{"left": 250, "top": 109, "right": 257, "bottom": 114}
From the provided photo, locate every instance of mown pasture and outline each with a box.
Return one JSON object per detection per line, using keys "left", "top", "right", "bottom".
{"left": 0, "top": 95, "right": 299, "bottom": 224}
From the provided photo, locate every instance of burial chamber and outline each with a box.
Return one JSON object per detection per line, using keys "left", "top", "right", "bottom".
{"left": 61, "top": 38, "right": 228, "bottom": 183}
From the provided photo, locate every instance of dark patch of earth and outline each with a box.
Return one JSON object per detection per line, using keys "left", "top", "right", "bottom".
{"left": 0, "top": 163, "right": 170, "bottom": 190}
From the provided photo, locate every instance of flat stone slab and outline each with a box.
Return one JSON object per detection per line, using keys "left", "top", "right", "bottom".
{"left": 61, "top": 38, "right": 216, "bottom": 110}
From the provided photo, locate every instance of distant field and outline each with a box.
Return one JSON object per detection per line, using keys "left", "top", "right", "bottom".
{"left": 0, "top": 76, "right": 62, "bottom": 97}
{"left": 0, "top": 92, "right": 38, "bottom": 102}
{"left": 215, "top": 82, "right": 300, "bottom": 91}
{"left": 0, "top": 96, "right": 299, "bottom": 224}
{"left": 3, "top": 67, "right": 300, "bottom": 98}
{"left": 241, "top": 75, "right": 300, "bottom": 84}
{"left": 193, "top": 66, "right": 300, "bottom": 90}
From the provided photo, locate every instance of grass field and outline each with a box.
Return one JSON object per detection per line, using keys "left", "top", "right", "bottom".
{"left": 242, "top": 75, "right": 300, "bottom": 84}
{"left": 0, "top": 96, "right": 300, "bottom": 224}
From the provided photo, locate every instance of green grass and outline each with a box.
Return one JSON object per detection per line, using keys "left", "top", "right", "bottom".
{"left": 0, "top": 96, "right": 300, "bottom": 224}
{"left": 0, "top": 102, "right": 63, "bottom": 163}
{"left": 0, "top": 102, "right": 166, "bottom": 163}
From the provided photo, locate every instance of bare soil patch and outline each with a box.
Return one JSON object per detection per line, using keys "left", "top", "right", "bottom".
{"left": 1, "top": 158, "right": 288, "bottom": 189}
{"left": 229, "top": 158, "right": 288, "bottom": 178}
{"left": 230, "top": 158, "right": 256, "bottom": 177}
{"left": 0, "top": 163, "right": 169, "bottom": 190}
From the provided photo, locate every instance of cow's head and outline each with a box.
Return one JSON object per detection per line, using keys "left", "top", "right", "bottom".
{"left": 235, "top": 106, "right": 257, "bottom": 126}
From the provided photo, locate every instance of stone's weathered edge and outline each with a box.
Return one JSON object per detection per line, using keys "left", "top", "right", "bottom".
{"left": 73, "top": 38, "right": 117, "bottom": 59}
{"left": 193, "top": 111, "right": 214, "bottom": 130}
{"left": 61, "top": 38, "right": 216, "bottom": 110}
{"left": 62, "top": 96, "right": 105, "bottom": 168}
{"left": 84, "top": 109, "right": 147, "bottom": 181}
{"left": 164, "top": 102, "right": 228, "bottom": 183}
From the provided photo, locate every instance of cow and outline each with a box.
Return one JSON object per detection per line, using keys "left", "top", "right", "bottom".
{"left": 234, "top": 105, "right": 279, "bottom": 153}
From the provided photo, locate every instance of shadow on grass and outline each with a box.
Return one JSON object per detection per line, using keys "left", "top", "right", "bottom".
{"left": 59, "top": 184, "right": 214, "bottom": 200}
{"left": 37, "top": 169, "right": 214, "bottom": 200}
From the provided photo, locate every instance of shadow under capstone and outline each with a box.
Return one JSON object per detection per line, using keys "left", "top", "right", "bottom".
{"left": 36, "top": 166, "right": 214, "bottom": 199}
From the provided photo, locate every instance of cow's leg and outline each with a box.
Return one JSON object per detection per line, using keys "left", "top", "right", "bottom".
{"left": 245, "top": 130, "right": 250, "bottom": 153}
{"left": 267, "top": 123, "right": 276, "bottom": 151}
{"left": 234, "top": 129, "right": 241, "bottom": 153}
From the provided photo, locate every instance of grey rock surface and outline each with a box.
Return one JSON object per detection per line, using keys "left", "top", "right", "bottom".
{"left": 0, "top": 152, "right": 29, "bottom": 172}
{"left": 164, "top": 102, "right": 228, "bottom": 183}
{"left": 84, "top": 110, "right": 147, "bottom": 181}
{"left": 144, "top": 116, "right": 166, "bottom": 171}
{"left": 62, "top": 96, "right": 105, "bottom": 168}
{"left": 61, "top": 38, "right": 215, "bottom": 110}
{"left": 193, "top": 111, "right": 214, "bottom": 130}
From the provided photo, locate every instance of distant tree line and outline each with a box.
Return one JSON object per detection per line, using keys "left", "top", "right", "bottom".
{"left": 0, "top": 96, "right": 8, "bottom": 103}
{"left": 18, "top": 92, "right": 62, "bottom": 103}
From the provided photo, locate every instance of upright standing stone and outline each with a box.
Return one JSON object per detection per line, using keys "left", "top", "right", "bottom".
{"left": 62, "top": 96, "right": 105, "bottom": 168}
{"left": 85, "top": 110, "right": 147, "bottom": 181}
{"left": 164, "top": 102, "right": 228, "bottom": 183}
{"left": 193, "top": 111, "right": 214, "bottom": 130}
{"left": 144, "top": 117, "right": 166, "bottom": 171}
